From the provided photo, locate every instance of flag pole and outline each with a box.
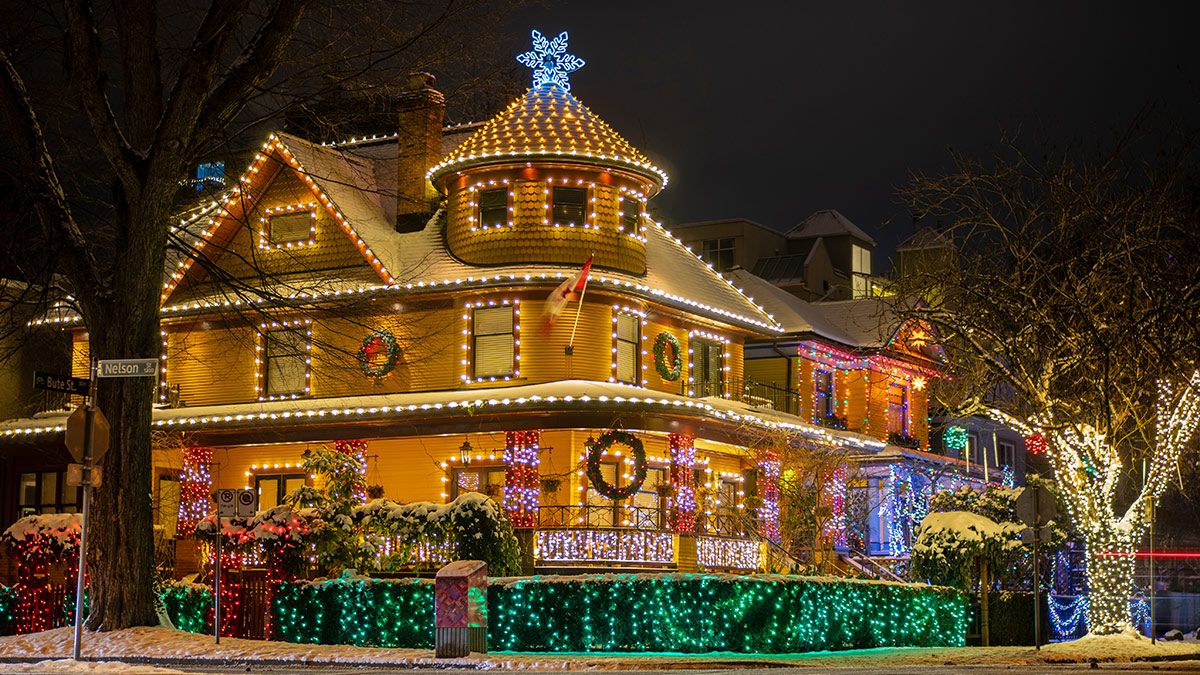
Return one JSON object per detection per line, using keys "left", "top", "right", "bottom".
{"left": 565, "top": 254, "right": 594, "bottom": 355}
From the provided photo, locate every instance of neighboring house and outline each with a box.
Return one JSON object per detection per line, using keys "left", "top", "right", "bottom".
{"left": 0, "top": 60, "right": 947, "bottom": 576}
{"left": 674, "top": 209, "right": 884, "bottom": 301}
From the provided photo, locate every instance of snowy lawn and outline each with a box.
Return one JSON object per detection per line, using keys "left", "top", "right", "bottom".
{"left": 1, "top": 626, "right": 1198, "bottom": 670}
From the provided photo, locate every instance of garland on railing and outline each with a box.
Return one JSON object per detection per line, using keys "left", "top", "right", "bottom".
{"left": 504, "top": 431, "right": 541, "bottom": 528}
{"left": 653, "top": 332, "right": 682, "bottom": 381}
{"left": 668, "top": 433, "right": 696, "bottom": 533}
{"left": 586, "top": 430, "right": 647, "bottom": 501}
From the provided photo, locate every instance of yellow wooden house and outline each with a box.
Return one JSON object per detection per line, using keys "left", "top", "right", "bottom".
{"left": 0, "top": 50, "right": 961, "bottom": 575}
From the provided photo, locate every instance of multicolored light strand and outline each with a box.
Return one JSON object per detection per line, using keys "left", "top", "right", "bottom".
{"left": 503, "top": 430, "right": 541, "bottom": 528}
{"left": 177, "top": 446, "right": 213, "bottom": 537}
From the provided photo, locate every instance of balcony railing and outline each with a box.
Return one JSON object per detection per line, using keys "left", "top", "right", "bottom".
{"left": 693, "top": 378, "right": 802, "bottom": 416}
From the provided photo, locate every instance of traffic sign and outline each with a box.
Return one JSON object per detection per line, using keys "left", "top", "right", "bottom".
{"left": 97, "top": 358, "right": 158, "bottom": 378}
{"left": 34, "top": 371, "right": 89, "bottom": 396}
{"left": 215, "top": 489, "right": 238, "bottom": 517}
{"left": 64, "top": 405, "right": 110, "bottom": 464}
{"left": 236, "top": 489, "right": 258, "bottom": 517}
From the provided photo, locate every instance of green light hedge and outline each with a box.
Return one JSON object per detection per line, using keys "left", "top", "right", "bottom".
{"left": 0, "top": 584, "right": 15, "bottom": 636}
{"left": 161, "top": 582, "right": 211, "bottom": 634}
{"left": 266, "top": 573, "right": 964, "bottom": 653}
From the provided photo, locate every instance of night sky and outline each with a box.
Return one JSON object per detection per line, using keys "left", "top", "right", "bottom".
{"left": 508, "top": 2, "right": 1200, "bottom": 271}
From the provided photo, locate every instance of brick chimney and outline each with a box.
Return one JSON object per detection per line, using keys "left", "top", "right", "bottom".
{"left": 395, "top": 72, "right": 445, "bottom": 232}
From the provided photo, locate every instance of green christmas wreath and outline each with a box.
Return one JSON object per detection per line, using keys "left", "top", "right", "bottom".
{"left": 586, "top": 430, "right": 648, "bottom": 500}
{"left": 653, "top": 332, "right": 682, "bottom": 381}
{"left": 358, "top": 329, "right": 400, "bottom": 378}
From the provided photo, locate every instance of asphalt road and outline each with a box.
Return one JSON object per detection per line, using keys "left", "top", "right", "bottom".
{"left": 136, "top": 662, "right": 1200, "bottom": 674}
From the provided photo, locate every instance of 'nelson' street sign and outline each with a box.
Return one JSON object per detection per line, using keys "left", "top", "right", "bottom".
{"left": 97, "top": 358, "right": 158, "bottom": 378}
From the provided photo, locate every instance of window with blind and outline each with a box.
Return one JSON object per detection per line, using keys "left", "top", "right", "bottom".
{"left": 265, "top": 329, "right": 308, "bottom": 397}
{"left": 887, "top": 383, "right": 909, "bottom": 433}
{"left": 614, "top": 313, "right": 640, "bottom": 384}
{"left": 814, "top": 369, "right": 835, "bottom": 417}
{"left": 551, "top": 187, "right": 587, "bottom": 225}
{"left": 692, "top": 338, "right": 724, "bottom": 397}
{"left": 473, "top": 306, "right": 514, "bottom": 378}
{"left": 268, "top": 212, "right": 313, "bottom": 245}
{"left": 477, "top": 188, "right": 508, "bottom": 228}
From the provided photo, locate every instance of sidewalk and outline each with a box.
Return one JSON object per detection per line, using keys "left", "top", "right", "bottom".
{"left": 1, "top": 626, "right": 1199, "bottom": 672}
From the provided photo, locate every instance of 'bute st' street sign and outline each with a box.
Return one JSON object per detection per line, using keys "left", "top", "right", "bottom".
{"left": 33, "top": 371, "right": 90, "bottom": 396}
{"left": 97, "top": 358, "right": 158, "bottom": 378}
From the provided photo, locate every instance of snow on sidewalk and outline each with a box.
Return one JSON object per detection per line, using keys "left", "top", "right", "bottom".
{"left": 1, "top": 660, "right": 190, "bottom": 674}
{"left": 1, "top": 626, "right": 1199, "bottom": 670}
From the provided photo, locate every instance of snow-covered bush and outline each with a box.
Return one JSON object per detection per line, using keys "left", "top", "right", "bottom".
{"left": 911, "top": 511, "right": 1023, "bottom": 588}
{"left": 160, "top": 580, "right": 210, "bottom": 634}
{"left": 352, "top": 493, "right": 521, "bottom": 576}
{"left": 1, "top": 513, "right": 81, "bottom": 558}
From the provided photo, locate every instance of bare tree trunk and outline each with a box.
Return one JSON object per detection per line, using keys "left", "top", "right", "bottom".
{"left": 1083, "top": 519, "right": 1137, "bottom": 635}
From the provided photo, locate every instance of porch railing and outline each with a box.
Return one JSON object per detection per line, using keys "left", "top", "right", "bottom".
{"left": 693, "top": 378, "right": 802, "bottom": 416}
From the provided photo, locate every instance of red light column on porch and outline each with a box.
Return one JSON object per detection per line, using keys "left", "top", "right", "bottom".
{"left": 668, "top": 433, "right": 697, "bottom": 533}
{"left": 757, "top": 450, "right": 782, "bottom": 543}
{"left": 177, "top": 446, "right": 213, "bottom": 538}
{"left": 503, "top": 431, "right": 541, "bottom": 528}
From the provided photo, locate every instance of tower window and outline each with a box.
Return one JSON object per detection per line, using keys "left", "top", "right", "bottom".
{"left": 620, "top": 197, "right": 641, "bottom": 231}
{"left": 551, "top": 187, "right": 587, "bottom": 225}
{"left": 477, "top": 188, "right": 508, "bottom": 228}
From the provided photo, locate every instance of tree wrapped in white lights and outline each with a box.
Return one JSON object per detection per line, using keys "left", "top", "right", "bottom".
{"left": 891, "top": 131, "right": 1200, "bottom": 634}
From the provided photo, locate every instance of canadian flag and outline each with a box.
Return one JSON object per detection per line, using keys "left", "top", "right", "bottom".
{"left": 543, "top": 256, "right": 593, "bottom": 329}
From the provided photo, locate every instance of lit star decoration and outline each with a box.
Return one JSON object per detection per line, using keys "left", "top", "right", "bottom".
{"left": 516, "top": 30, "right": 585, "bottom": 91}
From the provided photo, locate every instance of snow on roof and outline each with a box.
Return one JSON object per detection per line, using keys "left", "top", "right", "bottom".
{"left": 787, "top": 209, "right": 876, "bottom": 246}
{"left": 897, "top": 225, "right": 955, "bottom": 251}
{"left": 427, "top": 86, "right": 667, "bottom": 190}
{"left": 724, "top": 268, "right": 896, "bottom": 347}
{"left": 0, "top": 380, "right": 884, "bottom": 453}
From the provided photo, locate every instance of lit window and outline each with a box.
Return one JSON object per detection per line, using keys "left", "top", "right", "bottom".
{"left": 254, "top": 472, "right": 307, "bottom": 510}
{"left": 473, "top": 306, "right": 515, "bottom": 378}
{"left": 195, "top": 161, "right": 225, "bottom": 191}
{"left": 265, "top": 329, "right": 309, "bottom": 397}
{"left": 851, "top": 244, "right": 872, "bottom": 298}
{"left": 478, "top": 188, "right": 508, "bottom": 228}
{"left": 692, "top": 338, "right": 725, "bottom": 397}
{"left": 451, "top": 467, "right": 506, "bottom": 500}
{"left": 998, "top": 441, "right": 1015, "bottom": 468}
{"left": 614, "top": 313, "right": 640, "bottom": 384}
{"left": 887, "top": 383, "right": 909, "bottom": 434}
{"left": 551, "top": 187, "right": 587, "bottom": 225}
{"left": 267, "top": 212, "right": 314, "bottom": 246}
{"left": 814, "top": 369, "right": 835, "bottom": 417}
{"left": 17, "top": 471, "right": 80, "bottom": 516}
{"left": 700, "top": 238, "right": 736, "bottom": 271}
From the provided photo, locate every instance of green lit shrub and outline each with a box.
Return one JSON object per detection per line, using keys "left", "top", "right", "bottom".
{"left": 0, "top": 584, "right": 15, "bottom": 636}
{"left": 273, "top": 577, "right": 434, "bottom": 646}
{"left": 161, "top": 581, "right": 211, "bottom": 634}
{"left": 268, "top": 573, "right": 965, "bottom": 652}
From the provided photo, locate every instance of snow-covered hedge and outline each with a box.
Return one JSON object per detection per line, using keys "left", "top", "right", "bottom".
{"left": 1, "top": 513, "right": 81, "bottom": 557}
{"left": 912, "top": 510, "right": 1023, "bottom": 588}
{"left": 270, "top": 573, "right": 966, "bottom": 652}
{"left": 161, "top": 581, "right": 212, "bottom": 634}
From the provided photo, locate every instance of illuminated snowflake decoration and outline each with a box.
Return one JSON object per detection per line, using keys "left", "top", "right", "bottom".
{"left": 516, "top": 30, "right": 585, "bottom": 90}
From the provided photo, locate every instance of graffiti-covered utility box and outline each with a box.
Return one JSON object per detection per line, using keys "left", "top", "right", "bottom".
{"left": 435, "top": 560, "right": 487, "bottom": 657}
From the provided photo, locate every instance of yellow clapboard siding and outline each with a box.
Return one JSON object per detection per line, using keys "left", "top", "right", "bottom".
{"left": 510, "top": 299, "right": 610, "bottom": 384}
{"left": 165, "top": 324, "right": 258, "bottom": 406}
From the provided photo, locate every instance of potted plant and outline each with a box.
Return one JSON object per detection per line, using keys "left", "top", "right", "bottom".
{"left": 540, "top": 477, "right": 561, "bottom": 494}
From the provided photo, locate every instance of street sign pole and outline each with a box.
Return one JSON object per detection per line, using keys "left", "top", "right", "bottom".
{"left": 72, "top": 359, "right": 97, "bottom": 661}
{"left": 1032, "top": 482, "right": 1041, "bottom": 650}
{"left": 214, "top": 516, "right": 221, "bottom": 645}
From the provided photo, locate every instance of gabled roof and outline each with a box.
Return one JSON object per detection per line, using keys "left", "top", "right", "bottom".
{"left": 154, "top": 132, "right": 780, "bottom": 334}
{"left": 897, "top": 225, "right": 955, "bottom": 251}
{"left": 426, "top": 85, "right": 667, "bottom": 191}
{"left": 787, "top": 209, "right": 876, "bottom": 246}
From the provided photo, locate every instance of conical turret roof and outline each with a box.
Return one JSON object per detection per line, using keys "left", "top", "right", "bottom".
{"left": 427, "top": 85, "right": 667, "bottom": 192}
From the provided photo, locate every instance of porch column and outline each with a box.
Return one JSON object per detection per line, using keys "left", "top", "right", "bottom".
{"left": 668, "top": 433, "right": 696, "bottom": 533}
{"left": 503, "top": 431, "right": 540, "bottom": 529}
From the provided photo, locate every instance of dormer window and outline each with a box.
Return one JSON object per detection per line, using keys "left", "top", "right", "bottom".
{"left": 268, "top": 212, "right": 315, "bottom": 246}
{"left": 551, "top": 187, "right": 587, "bottom": 226}
{"left": 478, "top": 188, "right": 508, "bottom": 228}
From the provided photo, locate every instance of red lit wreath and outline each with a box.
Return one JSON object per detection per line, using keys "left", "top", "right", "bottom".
{"left": 358, "top": 329, "right": 399, "bottom": 378}
{"left": 586, "top": 430, "right": 648, "bottom": 500}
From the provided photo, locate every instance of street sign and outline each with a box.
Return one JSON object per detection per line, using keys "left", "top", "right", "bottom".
{"left": 1016, "top": 484, "right": 1058, "bottom": 528}
{"left": 236, "top": 489, "right": 258, "bottom": 517}
{"left": 215, "top": 489, "right": 238, "bottom": 517}
{"left": 97, "top": 358, "right": 158, "bottom": 378}
{"left": 34, "top": 371, "right": 89, "bottom": 396}
{"left": 64, "top": 405, "right": 110, "bottom": 464}
{"left": 66, "top": 463, "right": 103, "bottom": 487}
